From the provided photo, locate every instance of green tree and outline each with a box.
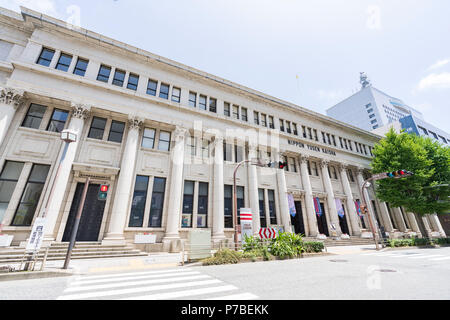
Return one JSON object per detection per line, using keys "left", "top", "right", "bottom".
{"left": 371, "top": 128, "right": 450, "bottom": 216}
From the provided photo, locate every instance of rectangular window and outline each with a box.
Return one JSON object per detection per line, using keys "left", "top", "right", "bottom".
{"left": 171, "top": 87, "right": 181, "bottom": 103}
{"left": 302, "top": 126, "right": 307, "bottom": 138}
{"left": 36, "top": 47, "right": 55, "bottom": 67}
{"left": 224, "top": 185, "right": 233, "bottom": 228}
{"left": 370, "top": 119, "right": 377, "bottom": 124}
{"left": 331, "top": 135, "right": 336, "bottom": 146}
{"left": 293, "top": 123, "right": 298, "bottom": 136}
{"left": 127, "top": 73, "right": 139, "bottom": 91}
{"left": 344, "top": 139, "right": 348, "bottom": 150}
{"left": 313, "top": 129, "right": 318, "bottom": 141}
{"left": 307, "top": 161, "right": 312, "bottom": 175}
{"left": 348, "top": 169, "right": 355, "bottom": 182}
{"left": 261, "top": 114, "right": 267, "bottom": 127}
{"left": 326, "top": 133, "right": 331, "bottom": 145}
{"left": 197, "top": 182, "right": 208, "bottom": 228}
{"left": 236, "top": 186, "right": 245, "bottom": 225}
{"left": 159, "top": 83, "right": 169, "bottom": 99}
{"left": 22, "top": 104, "right": 47, "bottom": 129}
{"left": 0, "top": 161, "right": 24, "bottom": 223}
{"left": 286, "top": 121, "right": 291, "bottom": 134}
{"left": 108, "top": 120, "right": 125, "bottom": 143}
{"left": 201, "top": 139, "right": 210, "bottom": 158}
{"left": 187, "top": 136, "right": 196, "bottom": 156}
{"left": 128, "top": 175, "right": 149, "bottom": 227}
{"left": 73, "top": 58, "right": 89, "bottom": 76}
{"left": 158, "top": 131, "right": 171, "bottom": 151}
{"left": 279, "top": 119, "right": 285, "bottom": 132}
{"left": 311, "top": 161, "right": 319, "bottom": 176}
{"left": 97, "top": 65, "right": 111, "bottom": 82}
{"left": 189, "top": 92, "right": 197, "bottom": 108}
{"left": 241, "top": 107, "right": 248, "bottom": 121}
{"left": 322, "top": 132, "right": 326, "bottom": 143}
{"left": 47, "top": 108, "right": 69, "bottom": 133}
{"left": 259, "top": 189, "right": 266, "bottom": 228}
{"left": 142, "top": 128, "right": 156, "bottom": 149}
{"left": 232, "top": 105, "right": 239, "bottom": 119}
{"left": 369, "top": 114, "right": 376, "bottom": 119}
{"left": 348, "top": 140, "right": 353, "bottom": 151}
{"left": 339, "top": 137, "right": 343, "bottom": 148}
{"left": 367, "top": 108, "right": 373, "bottom": 113}
{"left": 308, "top": 128, "right": 312, "bottom": 140}
{"left": 149, "top": 177, "right": 166, "bottom": 227}
{"left": 223, "top": 143, "right": 233, "bottom": 162}
{"left": 253, "top": 111, "right": 259, "bottom": 125}
{"left": 55, "top": 53, "right": 72, "bottom": 72}
{"left": 147, "top": 79, "right": 158, "bottom": 96}
{"left": 235, "top": 145, "right": 244, "bottom": 163}
{"left": 223, "top": 102, "right": 230, "bottom": 116}
{"left": 268, "top": 190, "right": 276, "bottom": 225}
{"left": 268, "top": 116, "right": 274, "bottom": 129}
{"left": 209, "top": 98, "right": 217, "bottom": 113}
{"left": 199, "top": 95, "right": 207, "bottom": 110}
{"left": 182, "top": 180, "right": 194, "bottom": 228}
{"left": 88, "top": 117, "right": 107, "bottom": 140}
{"left": 113, "top": 69, "right": 125, "bottom": 87}
{"left": 12, "top": 164, "right": 50, "bottom": 226}
{"left": 288, "top": 157, "right": 297, "bottom": 173}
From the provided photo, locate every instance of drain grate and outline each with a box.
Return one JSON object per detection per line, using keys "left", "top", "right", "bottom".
{"left": 376, "top": 269, "right": 397, "bottom": 273}
{"left": 329, "top": 259, "right": 348, "bottom": 263}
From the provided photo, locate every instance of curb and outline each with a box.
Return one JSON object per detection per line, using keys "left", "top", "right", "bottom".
{"left": 0, "top": 269, "right": 74, "bottom": 282}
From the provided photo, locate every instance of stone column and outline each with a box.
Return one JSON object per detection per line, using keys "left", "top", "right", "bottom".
{"left": 0, "top": 87, "right": 25, "bottom": 147}
{"left": 421, "top": 216, "right": 433, "bottom": 238}
{"left": 428, "top": 214, "right": 446, "bottom": 237}
{"left": 299, "top": 155, "right": 319, "bottom": 237}
{"left": 162, "top": 126, "right": 187, "bottom": 248}
{"left": 43, "top": 103, "right": 90, "bottom": 240}
{"left": 356, "top": 167, "right": 376, "bottom": 231}
{"left": 377, "top": 201, "right": 395, "bottom": 233}
{"left": 103, "top": 116, "right": 143, "bottom": 245}
{"left": 275, "top": 152, "right": 292, "bottom": 233}
{"left": 212, "top": 135, "right": 226, "bottom": 242}
{"left": 247, "top": 143, "right": 260, "bottom": 235}
{"left": 393, "top": 207, "right": 408, "bottom": 232}
{"left": 338, "top": 164, "right": 361, "bottom": 236}
{"left": 320, "top": 160, "right": 341, "bottom": 236}
{"left": 406, "top": 211, "right": 421, "bottom": 236}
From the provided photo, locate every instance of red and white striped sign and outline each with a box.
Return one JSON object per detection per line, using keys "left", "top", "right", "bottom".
{"left": 240, "top": 212, "right": 252, "bottom": 221}
{"left": 259, "top": 227, "right": 277, "bottom": 239}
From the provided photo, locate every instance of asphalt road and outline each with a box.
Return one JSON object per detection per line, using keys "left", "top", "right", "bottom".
{"left": 0, "top": 247, "right": 449, "bottom": 300}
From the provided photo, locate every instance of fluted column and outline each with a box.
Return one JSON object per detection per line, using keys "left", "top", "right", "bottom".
{"left": 103, "top": 116, "right": 143, "bottom": 244}
{"left": 0, "top": 87, "right": 25, "bottom": 147}
{"left": 356, "top": 167, "right": 376, "bottom": 230}
{"left": 299, "top": 155, "right": 319, "bottom": 236}
{"left": 162, "top": 126, "right": 187, "bottom": 245}
{"left": 212, "top": 135, "right": 225, "bottom": 242}
{"left": 320, "top": 160, "right": 341, "bottom": 236}
{"left": 338, "top": 164, "right": 361, "bottom": 236}
{"left": 393, "top": 207, "right": 408, "bottom": 232}
{"left": 428, "top": 214, "right": 446, "bottom": 237}
{"left": 247, "top": 143, "right": 260, "bottom": 235}
{"left": 406, "top": 211, "right": 421, "bottom": 236}
{"left": 377, "top": 201, "right": 395, "bottom": 233}
{"left": 43, "top": 103, "right": 90, "bottom": 240}
{"left": 275, "top": 152, "right": 292, "bottom": 233}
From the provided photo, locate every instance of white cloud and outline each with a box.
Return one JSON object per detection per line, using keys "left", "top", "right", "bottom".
{"left": 417, "top": 72, "right": 450, "bottom": 91}
{"left": 427, "top": 59, "right": 450, "bottom": 71}
{"left": 0, "top": 0, "right": 59, "bottom": 18}
{"left": 366, "top": 5, "right": 382, "bottom": 30}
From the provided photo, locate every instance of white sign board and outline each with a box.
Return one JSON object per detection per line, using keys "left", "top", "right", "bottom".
{"left": 26, "top": 218, "right": 46, "bottom": 252}
{"left": 239, "top": 208, "right": 253, "bottom": 240}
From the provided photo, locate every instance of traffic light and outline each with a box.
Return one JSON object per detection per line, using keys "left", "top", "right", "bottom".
{"left": 386, "top": 170, "right": 414, "bottom": 178}
{"left": 98, "top": 184, "right": 109, "bottom": 201}
{"left": 278, "top": 161, "right": 288, "bottom": 169}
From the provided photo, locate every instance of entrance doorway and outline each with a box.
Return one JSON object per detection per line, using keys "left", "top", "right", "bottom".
{"left": 316, "top": 202, "right": 329, "bottom": 236}
{"left": 291, "top": 201, "right": 305, "bottom": 235}
{"left": 338, "top": 205, "right": 350, "bottom": 235}
{"left": 62, "top": 183, "right": 106, "bottom": 242}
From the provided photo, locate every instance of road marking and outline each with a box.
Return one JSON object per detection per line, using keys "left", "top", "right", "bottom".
{"left": 205, "top": 292, "right": 259, "bottom": 300}
{"left": 70, "top": 270, "right": 200, "bottom": 286}
{"left": 58, "top": 279, "right": 222, "bottom": 300}
{"left": 429, "top": 256, "right": 450, "bottom": 261}
{"left": 66, "top": 274, "right": 211, "bottom": 292}
{"left": 122, "top": 285, "right": 238, "bottom": 300}
{"left": 78, "top": 268, "right": 188, "bottom": 280}
{"left": 407, "top": 255, "right": 444, "bottom": 259}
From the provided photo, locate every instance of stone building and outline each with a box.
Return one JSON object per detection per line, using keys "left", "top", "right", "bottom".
{"left": 0, "top": 7, "right": 445, "bottom": 251}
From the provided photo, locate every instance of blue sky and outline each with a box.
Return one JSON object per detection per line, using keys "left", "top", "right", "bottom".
{"left": 2, "top": 0, "right": 450, "bottom": 132}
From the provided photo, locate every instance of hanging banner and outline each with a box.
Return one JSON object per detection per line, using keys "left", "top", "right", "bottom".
{"left": 287, "top": 194, "right": 296, "bottom": 217}
{"left": 335, "top": 198, "right": 345, "bottom": 218}
{"left": 355, "top": 200, "right": 362, "bottom": 217}
{"left": 314, "top": 197, "right": 323, "bottom": 217}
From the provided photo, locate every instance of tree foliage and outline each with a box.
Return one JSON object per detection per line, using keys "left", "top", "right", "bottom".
{"left": 371, "top": 128, "right": 450, "bottom": 215}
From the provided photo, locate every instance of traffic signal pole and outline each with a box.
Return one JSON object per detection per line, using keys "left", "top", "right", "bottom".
{"left": 63, "top": 176, "right": 90, "bottom": 269}
{"left": 360, "top": 179, "right": 380, "bottom": 251}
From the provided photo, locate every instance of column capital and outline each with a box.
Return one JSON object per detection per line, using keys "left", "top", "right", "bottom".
{"left": 128, "top": 116, "right": 144, "bottom": 131}
{"left": 299, "top": 154, "right": 309, "bottom": 164}
{"left": 319, "top": 159, "right": 330, "bottom": 169}
{"left": 0, "top": 87, "right": 25, "bottom": 109}
{"left": 173, "top": 125, "right": 188, "bottom": 142}
{"left": 337, "top": 162, "right": 349, "bottom": 172}
{"left": 71, "top": 103, "right": 91, "bottom": 120}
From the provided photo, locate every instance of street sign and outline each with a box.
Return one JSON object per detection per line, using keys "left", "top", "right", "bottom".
{"left": 26, "top": 217, "right": 46, "bottom": 253}
{"left": 240, "top": 208, "right": 253, "bottom": 239}
{"left": 258, "top": 227, "right": 277, "bottom": 239}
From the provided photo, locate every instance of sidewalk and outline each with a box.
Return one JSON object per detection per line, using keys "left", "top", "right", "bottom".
{"left": 324, "top": 244, "right": 385, "bottom": 255}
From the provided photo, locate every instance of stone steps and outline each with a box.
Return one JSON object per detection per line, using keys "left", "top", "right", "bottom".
{"left": 0, "top": 242, "right": 147, "bottom": 264}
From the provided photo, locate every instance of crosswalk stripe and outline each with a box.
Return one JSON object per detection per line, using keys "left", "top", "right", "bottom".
{"left": 58, "top": 279, "right": 223, "bottom": 300}
{"left": 122, "top": 285, "right": 238, "bottom": 300}
{"left": 66, "top": 274, "right": 211, "bottom": 292}
{"left": 70, "top": 271, "right": 201, "bottom": 286}
{"left": 76, "top": 268, "right": 188, "bottom": 281}
{"left": 408, "top": 255, "right": 444, "bottom": 259}
{"left": 205, "top": 292, "right": 259, "bottom": 300}
{"left": 429, "top": 256, "right": 450, "bottom": 261}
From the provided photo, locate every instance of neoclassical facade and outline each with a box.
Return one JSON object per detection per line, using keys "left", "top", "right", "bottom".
{"left": 0, "top": 7, "right": 446, "bottom": 250}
